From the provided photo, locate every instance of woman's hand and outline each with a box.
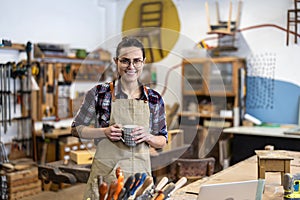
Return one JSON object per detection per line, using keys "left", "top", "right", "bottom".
{"left": 104, "top": 124, "right": 122, "bottom": 141}
{"left": 132, "top": 126, "right": 153, "bottom": 144}
{"left": 132, "top": 126, "right": 166, "bottom": 148}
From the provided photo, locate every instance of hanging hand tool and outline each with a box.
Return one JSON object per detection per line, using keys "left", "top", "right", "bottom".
{"left": 6, "top": 62, "right": 11, "bottom": 126}
{"left": 25, "top": 41, "right": 32, "bottom": 91}
{"left": 10, "top": 62, "right": 17, "bottom": 113}
{"left": 3, "top": 63, "right": 7, "bottom": 133}
{"left": 0, "top": 64, "right": 3, "bottom": 133}
{"left": 135, "top": 176, "right": 154, "bottom": 199}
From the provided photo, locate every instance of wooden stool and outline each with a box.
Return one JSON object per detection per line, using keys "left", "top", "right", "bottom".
{"left": 255, "top": 150, "right": 294, "bottom": 185}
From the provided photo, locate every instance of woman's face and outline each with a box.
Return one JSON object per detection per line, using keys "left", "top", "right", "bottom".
{"left": 115, "top": 46, "right": 145, "bottom": 83}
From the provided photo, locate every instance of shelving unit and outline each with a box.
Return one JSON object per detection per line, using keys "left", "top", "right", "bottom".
{"left": 179, "top": 56, "right": 246, "bottom": 162}
{"left": 32, "top": 45, "right": 112, "bottom": 121}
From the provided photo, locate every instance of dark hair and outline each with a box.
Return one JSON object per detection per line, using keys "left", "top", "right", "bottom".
{"left": 116, "top": 36, "right": 145, "bottom": 59}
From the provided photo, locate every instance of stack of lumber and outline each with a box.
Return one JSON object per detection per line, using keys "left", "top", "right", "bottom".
{"left": 2, "top": 159, "right": 41, "bottom": 200}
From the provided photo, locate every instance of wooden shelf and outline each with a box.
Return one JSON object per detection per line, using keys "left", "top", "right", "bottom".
{"left": 0, "top": 43, "right": 25, "bottom": 51}
{"left": 179, "top": 112, "right": 233, "bottom": 120}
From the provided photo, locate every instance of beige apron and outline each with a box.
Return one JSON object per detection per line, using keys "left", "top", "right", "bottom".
{"left": 83, "top": 82, "right": 152, "bottom": 200}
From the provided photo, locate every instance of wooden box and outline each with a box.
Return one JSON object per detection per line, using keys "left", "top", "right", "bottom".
{"left": 70, "top": 150, "right": 95, "bottom": 164}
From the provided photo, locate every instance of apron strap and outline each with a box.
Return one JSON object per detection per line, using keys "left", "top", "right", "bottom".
{"left": 110, "top": 81, "right": 116, "bottom": 101}
{"left": 143, "top": 86, "right": 148, "bottom": 103}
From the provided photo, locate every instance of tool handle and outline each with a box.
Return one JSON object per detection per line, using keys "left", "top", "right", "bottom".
{"left": 113, "top": 174, "right": 124, "bottom": 200}
{"left": 161, "top": 183, "right": 176, "bottom": 199}
{"left": 107, "top": 180, "right": 117, "bottom": 200}
{"left": 135, "top": 176, "right": 153, "bottom": 197}
{"left": 154, "top": 192, "right": 164, "bottom": 200}
{"left": 116, "top": 167, "right": 122, "bottom": 178}
{"left": 155, "top": 177, "right": 168, "bottom": 191}
{"left": 169, "top": 177, "right": 187, "bottom": 196}
{"left": 117, "top": 188, "right": 126, "bottom": 200}
{"left": 131, "top": 172, "right": 147, "bottom": 195}
{"left": 99, "top": 182, "right": 108, "bottom": 200}
{"left": 122, "top": 175, "right": 135, "bottom": 199}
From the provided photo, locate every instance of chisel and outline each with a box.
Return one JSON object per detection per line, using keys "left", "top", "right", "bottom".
{"left": 118, "top": 175, "right": 135, "bottom": 200}
{"left": 168, "top": 177, "right": 187, "bottom": 196}
{"left": 113, "top": 171, "right": 124, "bottom": 200}
{"left": 154, "top": 182, "right": 175, "bottom": 200}
{"left": 135, "top": 176, "right": 153, "bottom": 198}
{"left": 98, "top": 176, "right": 108, "bottom": 200}
{"left": 107, "top": 179, "right": 117, "bottom": 200}
{"left": 130, "top": 173, "right": 142, "bottom": 195}
{"left": 151, "top": 177, "right": 168, "bottom": 200}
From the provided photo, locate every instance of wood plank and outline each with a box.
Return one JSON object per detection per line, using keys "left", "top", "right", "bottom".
{"left": 9, "top": 180, "right": 41, "bottom": 193}
{"left": 9, "top": 186, "right": 41, "bottom": 200}
{"left": 6, "top": 167, "right": 38, "bottom": 182}
{"left": 9, "top": 176, "right": 39, "bottom": 187}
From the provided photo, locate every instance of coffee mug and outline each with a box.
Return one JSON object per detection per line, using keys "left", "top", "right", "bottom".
{"left": 121, "top": 125, "right": 138, "bottom": 147}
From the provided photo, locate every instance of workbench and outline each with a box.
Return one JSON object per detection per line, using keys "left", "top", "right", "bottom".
{"left": 34, "top": 127, "right": 74, "bottom": 162}
{"left": 222, "top": 126, "right": 300, "bottom": 164}
{"left": 171, "top": 150, "right": 300, "bottom": 200}
{"left": 38, "top": 144, "right": 189, "bottom": 184}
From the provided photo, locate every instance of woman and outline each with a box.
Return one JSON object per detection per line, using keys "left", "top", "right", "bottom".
{"left": 71, "top": 36, "right": 168, "bottom": 199}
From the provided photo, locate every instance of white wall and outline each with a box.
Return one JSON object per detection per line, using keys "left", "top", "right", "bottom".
{"left": 113, "top": 0, "right": 300, "bottom": 108}
{"left": 0, "top": 0, "right": 106, "bottom": 51}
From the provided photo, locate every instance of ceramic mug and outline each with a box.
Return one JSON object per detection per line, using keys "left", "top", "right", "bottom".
{"left": 121, "top": 125, "right": 138, "bottom": 147}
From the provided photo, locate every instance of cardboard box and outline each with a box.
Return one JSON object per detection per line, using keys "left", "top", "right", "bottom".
{"left": 70, "top": 150, "right": 95, "bottom": 164}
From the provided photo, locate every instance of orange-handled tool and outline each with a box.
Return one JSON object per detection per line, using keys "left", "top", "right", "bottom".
{"left": 99, "top": 181, "right": 108, "bottom": 200}
{"left": 113, "top": 172, "right": 124, "bottom": 200}
{"left": 107, "top": 180, "right": 117, "bottom": 200}
{"left": 154, "top": 192, "right": 164, "bottom": 200}
{"left": 115, "top": 167, "right": 121, "bottom": 178}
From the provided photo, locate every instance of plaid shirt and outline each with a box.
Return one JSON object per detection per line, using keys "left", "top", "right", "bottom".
{"left": 71, "top": 81, "right": 168, "bottom": 140}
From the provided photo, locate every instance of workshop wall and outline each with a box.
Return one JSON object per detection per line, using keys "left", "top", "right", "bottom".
{"left": 1, "top": 0, "right": 300, "bottom": 128}
{"left": 114, "top": 0, "right": 300, "bottom": 124}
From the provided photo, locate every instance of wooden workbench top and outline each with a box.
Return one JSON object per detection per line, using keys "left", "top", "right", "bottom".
{"left": 35, "top": 127, "right": 72, "bottom": 139}
{"left": 171, "top": 150, "right": 300, "bottom": 200}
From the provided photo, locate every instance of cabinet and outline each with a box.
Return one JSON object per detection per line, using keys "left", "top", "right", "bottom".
{"left": 179, "top": 57, "right": 246, "bottom": 162}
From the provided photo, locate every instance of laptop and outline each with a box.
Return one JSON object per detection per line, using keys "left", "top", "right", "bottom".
{"left": 197, "top": 179, "right": 265, "bottom": 200}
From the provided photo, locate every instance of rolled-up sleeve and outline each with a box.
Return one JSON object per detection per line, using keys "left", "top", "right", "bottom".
{"left": 71, "top": 87, "right": 97, "bottom": 137}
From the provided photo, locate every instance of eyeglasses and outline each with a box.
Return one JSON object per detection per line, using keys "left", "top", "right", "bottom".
{"left": 117, "top": 58, "right": 144, "bottom": 68}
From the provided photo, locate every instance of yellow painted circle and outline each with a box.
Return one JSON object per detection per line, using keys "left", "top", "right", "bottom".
{"left": 122, "top": 0, "right": 180, "bottom": 63}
